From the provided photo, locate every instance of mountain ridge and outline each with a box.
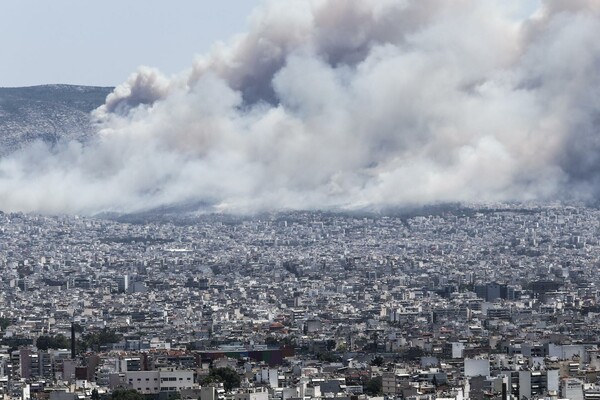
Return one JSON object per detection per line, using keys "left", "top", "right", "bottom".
{"left": 0, "top": 84, "right": 113, "bottom": 155}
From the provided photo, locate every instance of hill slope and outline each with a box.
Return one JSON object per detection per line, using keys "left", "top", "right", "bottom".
{"left": 0, "top": 84, "right": 113, "bottom": 155}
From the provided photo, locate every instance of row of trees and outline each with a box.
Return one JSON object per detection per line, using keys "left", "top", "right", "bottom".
{"left": 80, "top": 327, "right": 122, "bottom": 352}
{"left": 36, "top": 334, "right": 70, "bottom": 350}
{"left": 33, "top": 328, "right": 123, "bottom": 352}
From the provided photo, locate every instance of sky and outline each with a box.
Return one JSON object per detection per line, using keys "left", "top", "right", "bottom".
{"left": 0, "top": 0, "right": 260, "bottom": 87}
{"left": 2, "top": 0, "right": 600, "bottom": 215}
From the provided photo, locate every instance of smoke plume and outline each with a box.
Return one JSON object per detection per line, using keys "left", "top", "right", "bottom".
{"left": 1, "top": 0, "right": 600, "bottom": 214}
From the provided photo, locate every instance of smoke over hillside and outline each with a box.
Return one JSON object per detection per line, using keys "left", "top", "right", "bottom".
{"left": 1, "top": 0, "right": 600, "bottom": 214}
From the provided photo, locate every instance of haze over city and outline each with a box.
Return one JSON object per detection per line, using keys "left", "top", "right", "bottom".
{"left": 1, "top": 0, "right": 599, "bottom": 214}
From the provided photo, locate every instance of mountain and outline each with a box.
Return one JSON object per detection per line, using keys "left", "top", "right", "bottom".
{"left": 0, "top": 84, "right": 113, "bottom": 155}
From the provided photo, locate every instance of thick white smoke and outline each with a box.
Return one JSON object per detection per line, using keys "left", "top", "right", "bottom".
{"left": 1, "top": 0, "right": 600, "bottom": 214}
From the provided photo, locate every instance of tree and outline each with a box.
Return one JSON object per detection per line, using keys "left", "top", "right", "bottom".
{"left": 80, "top": 328, "right": 122, "bottom": 352}
{"left": 200, "top": 367, "right": 241, "bottom": 391}
{"left": 0, "top": 317, "right": 11, "bottom": 331}
{"left": 317, "top": 351, "right": 342, "bottom": 363}
{"left": 36, "top": 334, "right": 70, "bottom": 350}
{"left": 185, "top": 341, "right": 198, "bottom": 351}
{"left": 403, "top": 347, "right": 425, "bottom": 361}
{"left": 370, "top": 356, "right": 384, "bottom": 367}
{"left": 36, "top": 335, "right": 53, "bottom": 350}
{"left": 264, "top": 336, "right": 279, "bottom": 346}
{"left": 364, "top": 376, "right": 383, "bottom": 396}
{"left": 54, "top": 333, "right": 70, "bottom": 348}
{"left": 264, "top": 335, "right": 296, "bottom": 348}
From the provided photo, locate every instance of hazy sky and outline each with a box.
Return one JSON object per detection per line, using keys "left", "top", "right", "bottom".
{"left": 0, "top": 0, "right": 260, "bottom": 87}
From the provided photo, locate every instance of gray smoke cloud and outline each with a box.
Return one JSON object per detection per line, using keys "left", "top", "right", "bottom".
{"left": 1, "top": 0, "right": 600, "bottom": 214}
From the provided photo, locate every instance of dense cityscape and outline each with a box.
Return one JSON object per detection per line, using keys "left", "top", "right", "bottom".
{"left": 3, "top": 2, "right": 600, "bottom": 400}
{"left": 1, "top": 203, "right": 600, "bottom": 400}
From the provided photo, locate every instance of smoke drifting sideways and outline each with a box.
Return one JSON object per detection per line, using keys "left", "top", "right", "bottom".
{"left": 1, "top": 0, "right": 600, "bottom": 215}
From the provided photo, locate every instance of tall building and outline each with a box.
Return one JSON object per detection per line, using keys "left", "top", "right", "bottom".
{"left": 474, "top": 282, "right": 515, "bottom": 302}
{"left": 116, "top": 275, "right": 129, "bottom": 293}
{"left": 561, "top": 378, "right": 584, "bottom": 400}
{"left": 517, "top": 370, "right": 559, "bottom": 400}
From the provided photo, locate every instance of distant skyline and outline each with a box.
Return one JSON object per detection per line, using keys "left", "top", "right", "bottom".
{"left": 0, "top": 0, "right": 261, "bottom": 87}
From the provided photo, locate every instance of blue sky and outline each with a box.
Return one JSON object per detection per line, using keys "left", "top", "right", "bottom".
{"left": 0, "top": 0, "right": 261, "bottom": 87}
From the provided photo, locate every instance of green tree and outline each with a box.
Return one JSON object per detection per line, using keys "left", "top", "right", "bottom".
{"left": 36, "top": 335, "right": 52, "bottom": 350}
{"left": 317, "top": 351, "right": 342, "bottom": 363}
{"left": 53, "top": 334, "right": 70, "bottom": 349}
{"left": 186, "top": 342, "right": 197, "bottom": 351}
{"left": 200, "top": 367, "right": 241, "bottom": 391}
{"left": 0, "top": 317, "right": 11, "bottom": 331}
{"left": 80, "top": 328, "right": 122, "bottom": 352}
{"left": 264, "top": 335, "right": 295, "bottom": 348}
{"left": 403, "top": 347, "right": 425, "bottom": 361}
{"left": 370, "top": 356, "right": 384, "bottom": 366}
{"left": 264, "top": 336, "right": 278, "bottom": 346}
{"left": 364, "top": 376, "right": 383, "bottom": 396}
{"left": 36, "top": 334, "right": 70, "bottom": 350}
